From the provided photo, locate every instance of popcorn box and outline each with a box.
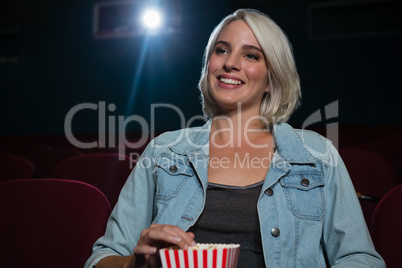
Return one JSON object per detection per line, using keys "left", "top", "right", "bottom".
{"left": 159, "top": 243, "right": 240, "bottom": 268}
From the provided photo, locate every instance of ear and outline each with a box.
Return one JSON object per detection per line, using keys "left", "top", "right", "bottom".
{"left": 264, "top": 78, "right": 270, "bottom": 93}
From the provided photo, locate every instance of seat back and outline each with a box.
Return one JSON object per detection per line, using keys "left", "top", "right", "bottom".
{"left": 0, "top": 179, "right": 111, "bottom": 268}
{"left": 339, "top": 148, "right": 398, "bottom": 198}
{"left": 339, "top": 148, "right": 399, "bottom": 227}
{"left": 371, "top": 185, "right": 402, "bottom": 268}
{"left": 51, "top": 153, "right": 134, "bottom": 207}
{"left": 0, "top": 155, "right": 35, "bottom": 181}
{"left": 361, "top": 134, "right": 402, "bottom": 184}
{"left": 32, "top": 147, "right": 83, "bottom": 177}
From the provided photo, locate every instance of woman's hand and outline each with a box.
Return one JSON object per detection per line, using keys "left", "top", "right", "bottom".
{"left": 129, "top": 224, "right": 196, "bottom": 268}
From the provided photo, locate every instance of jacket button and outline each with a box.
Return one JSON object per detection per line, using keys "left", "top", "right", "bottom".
{"left": 301, "top": 178, "right": 310, "bottom": 187}
{"left": 271, "top": 228, "right": 280, "bottom": 237}
{"left": 265, "top": 188, "right": 274, "bottom": 196}
{"left": 169, "top": 165, "right": 178, "bottom": 173}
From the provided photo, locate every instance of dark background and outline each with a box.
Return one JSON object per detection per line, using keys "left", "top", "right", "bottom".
{"left": 1, "top": 0, "right": 401, "bottom": 136}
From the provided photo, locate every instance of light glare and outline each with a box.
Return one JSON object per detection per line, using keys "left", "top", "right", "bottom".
{"left": 142, "top": 10, "right": 161, "bottom": 29}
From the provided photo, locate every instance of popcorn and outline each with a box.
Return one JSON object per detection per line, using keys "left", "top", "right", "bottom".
{"left": 159, "top": 243, "right": 240, "bottom": 268}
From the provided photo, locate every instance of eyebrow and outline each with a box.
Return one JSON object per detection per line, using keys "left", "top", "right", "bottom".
{"left": 214, "top": 40, "right": 263, "bottom": 54}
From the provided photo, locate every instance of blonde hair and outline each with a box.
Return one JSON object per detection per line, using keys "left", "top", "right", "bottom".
{"left": 198, "top": 9, "right": 301, "bottom": 123}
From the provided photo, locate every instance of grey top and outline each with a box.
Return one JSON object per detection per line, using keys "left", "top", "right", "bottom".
{"left": 188, "top": 181, "right": 265, "bottom": 268}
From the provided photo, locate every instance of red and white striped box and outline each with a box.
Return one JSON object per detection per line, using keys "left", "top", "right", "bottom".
{"left": 159, "top": 243, "right": 240, "bottom": 268}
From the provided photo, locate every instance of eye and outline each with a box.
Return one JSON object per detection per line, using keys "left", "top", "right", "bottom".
{"left": 245, "top": 53, "right": 259, "bottom": 60}
{"left": 214, "top": 47, "right": 228, "bottom": 54}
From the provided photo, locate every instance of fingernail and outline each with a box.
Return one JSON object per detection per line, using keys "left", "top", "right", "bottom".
{"left": 149, "top": 247, "right": 157, "bottom": 254}
{"left": 172, "top": 237, "right": 181, "bottom": 244}
{"left": 191, "top": 241, "right": 197, "bottom": 247}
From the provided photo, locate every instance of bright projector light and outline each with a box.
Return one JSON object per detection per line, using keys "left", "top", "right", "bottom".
{"left": 142, "top": 10, "right": 162, "bottom": 28}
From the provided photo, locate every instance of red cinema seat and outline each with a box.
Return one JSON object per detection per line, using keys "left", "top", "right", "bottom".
{"left": 51, "top": 153, "right": 135, "bottom": 208}
{"left": 0, "top": 155, "right": 35, "bottom": 181}
{"left": 371, "top": 185, "right": 402, "bottom": 268}
{"left": 0, "top": 179, "right": 111, "bottom": 268}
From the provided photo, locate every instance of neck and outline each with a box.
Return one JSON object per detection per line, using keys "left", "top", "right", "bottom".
{"left": 210, "top": 109, "right": 269, "bottom": 148}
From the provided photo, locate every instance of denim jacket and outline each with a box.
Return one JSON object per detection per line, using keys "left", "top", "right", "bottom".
{"left": 85, "top": 121, "right": 385, "bottom": 268}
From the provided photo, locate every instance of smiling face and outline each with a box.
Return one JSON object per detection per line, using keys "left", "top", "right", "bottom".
{"left": 207, "top": 20, "right": 269, "bottom": 115}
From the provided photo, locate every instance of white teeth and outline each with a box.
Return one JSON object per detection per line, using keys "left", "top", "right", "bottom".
{"left": 219, "top": 77, "right": 242, "bottom": 85}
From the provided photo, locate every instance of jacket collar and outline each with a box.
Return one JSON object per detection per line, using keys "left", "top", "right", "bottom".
{"left": 273, "top": 123, "right": 317, "bottom": 165}
{"left": 169, "top": 120, "right": 211, "bottom": 156}
{"left": 169, "top": 120, "right": 316, "bottom": 165}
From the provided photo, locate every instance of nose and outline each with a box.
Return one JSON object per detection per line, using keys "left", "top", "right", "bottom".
{"left": 223, "top": 53, "right": 240, "bottom": 72}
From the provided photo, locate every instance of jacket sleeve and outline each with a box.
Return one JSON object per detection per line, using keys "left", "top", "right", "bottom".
{"left": 321, "top": 143, "right": 385, "bottom": 267}
{"left": 84, "top": 141, "right": 157, "bottom": 268}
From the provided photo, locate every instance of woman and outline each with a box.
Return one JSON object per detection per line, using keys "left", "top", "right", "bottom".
{"left": 86, "top": 9, "right": 385, "bottom": 268}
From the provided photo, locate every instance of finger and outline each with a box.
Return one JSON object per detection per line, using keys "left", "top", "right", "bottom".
{"left": 139, "top": 225, "right": 196, "bottom": 250}
{"left": 133, "top": 245, "right": 157, "bottom": 255}
{"left": 156, "top": 226, "right": 196, "bottom": 249}
{"left": 171, "top": 227, "right": 196, "bottom": 248}
{"left": 142, "top": 227, "right": 180, "bottom": 247}
{"left": 186, "top": 232, "right": 196, "bottom": 240}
